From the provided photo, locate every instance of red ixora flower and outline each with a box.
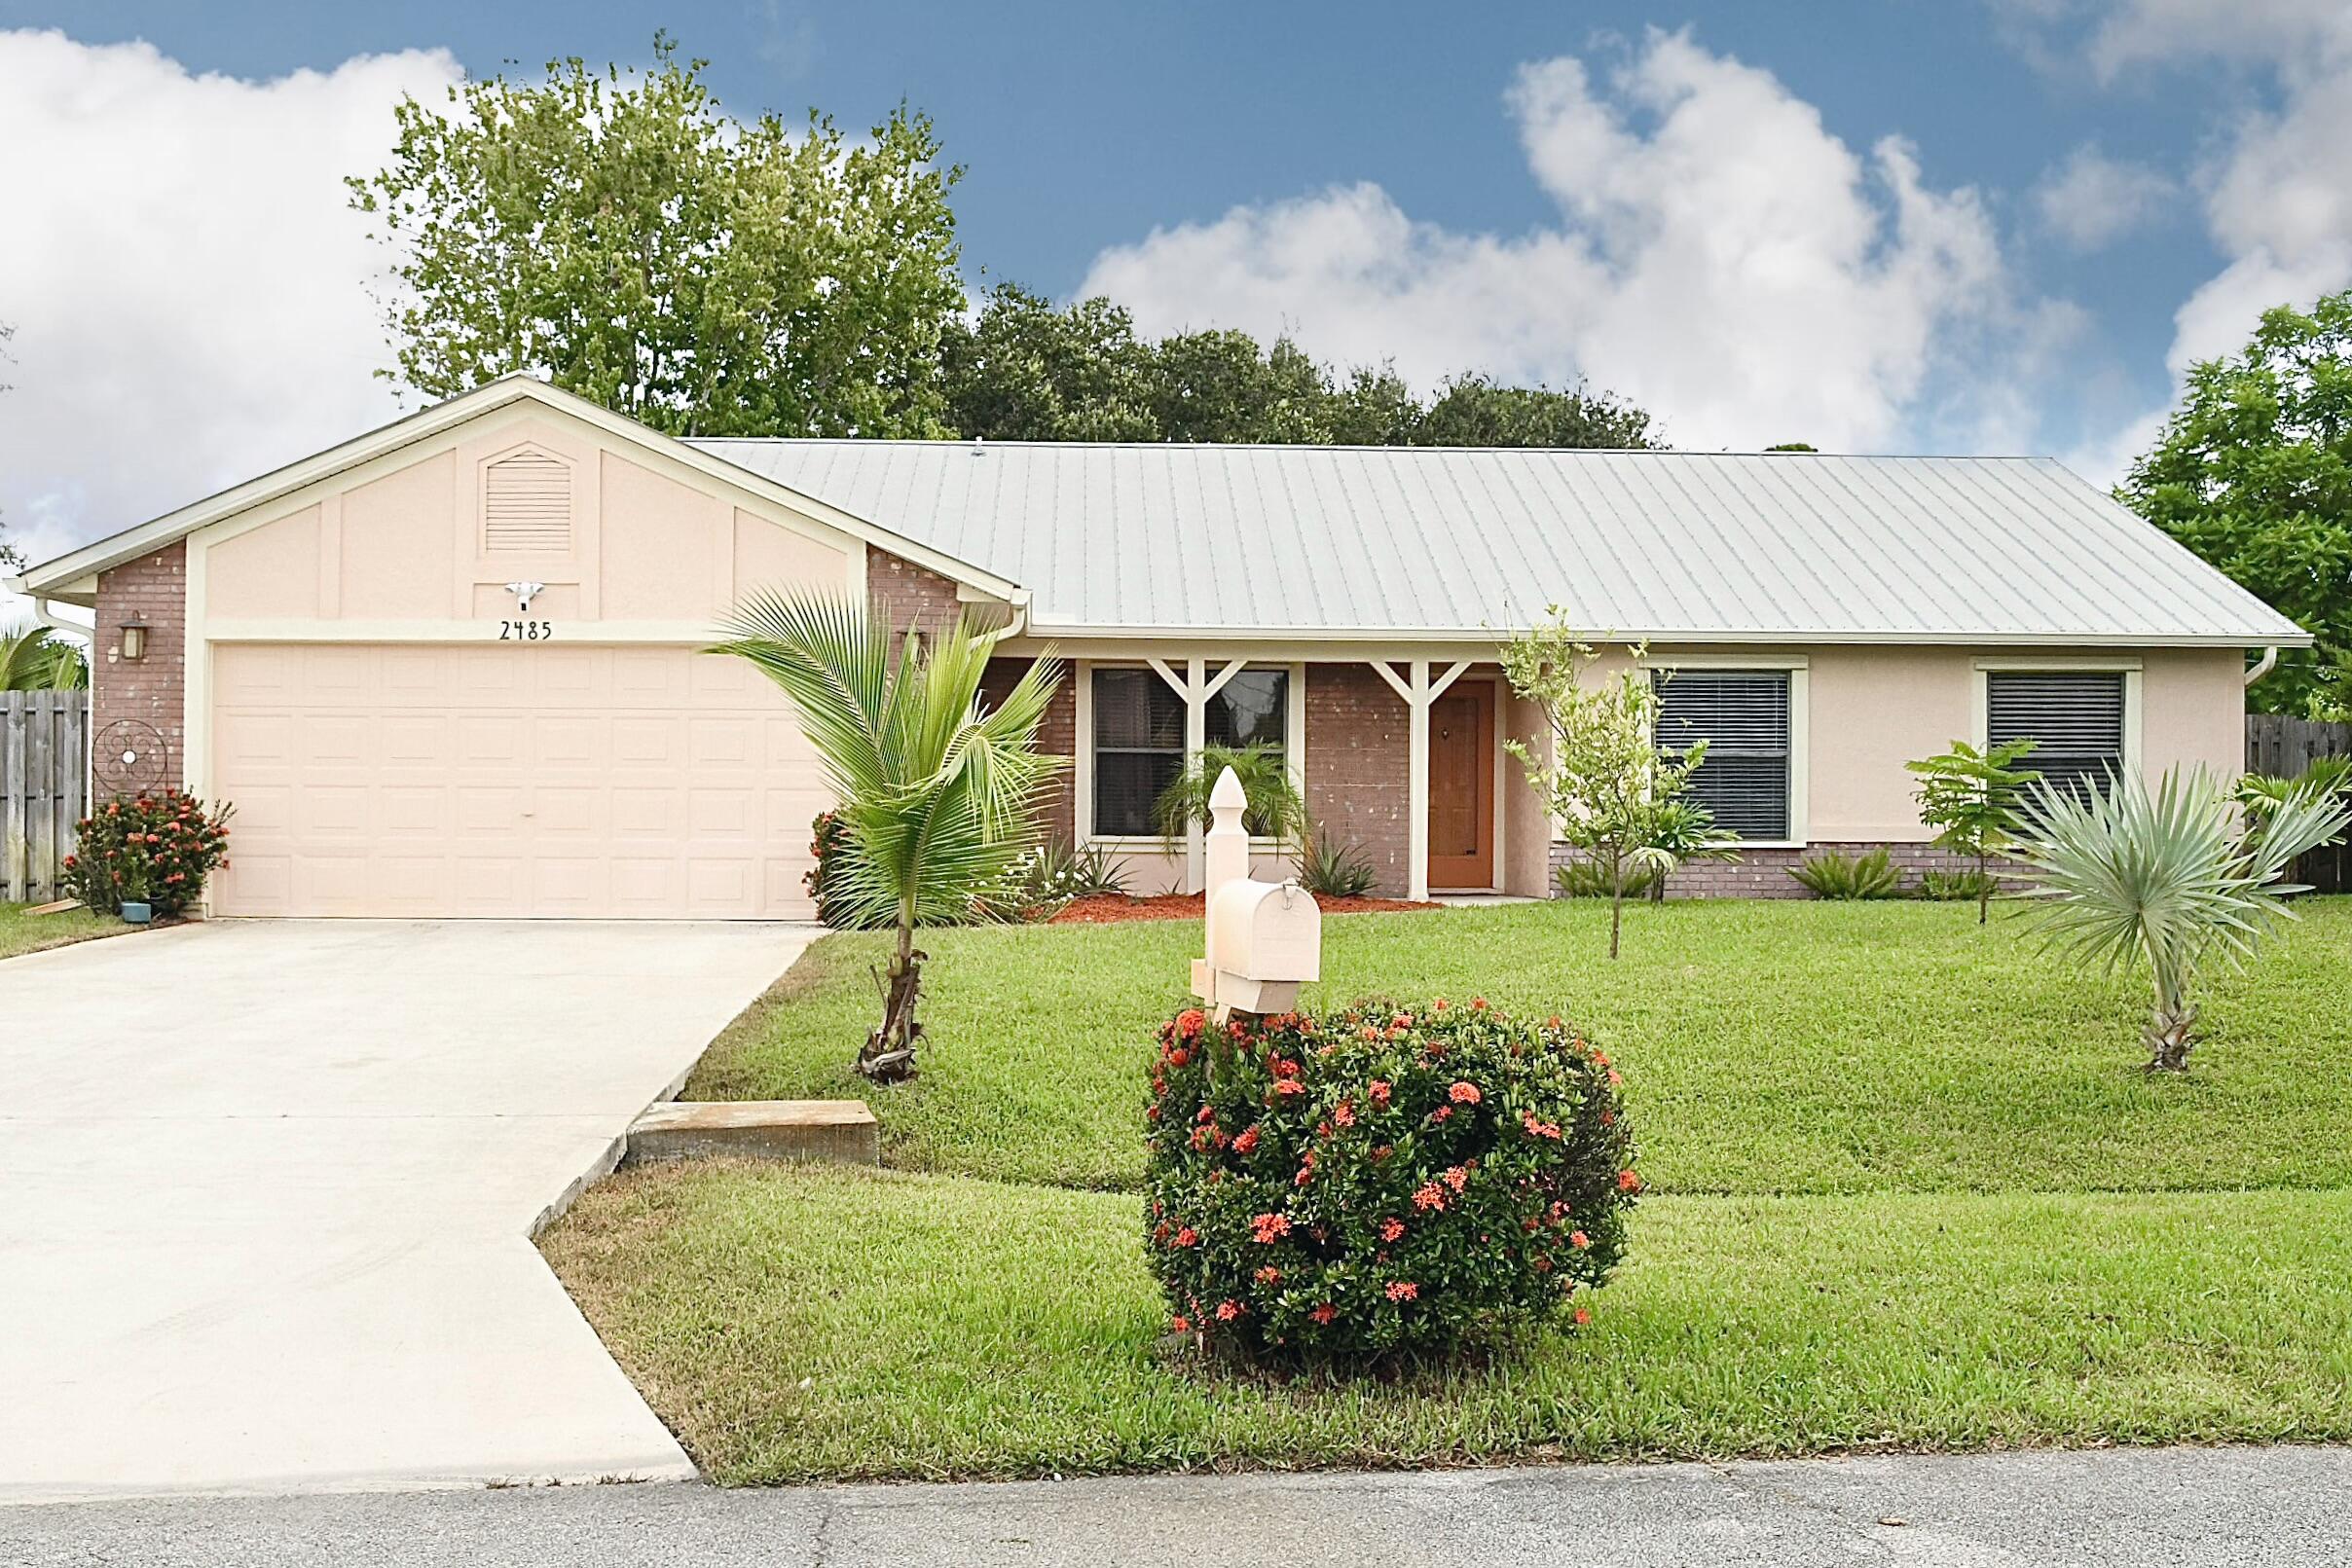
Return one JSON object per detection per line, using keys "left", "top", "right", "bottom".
{"left": 1255, "top": 1264, "right": 1282, "bottom": 1285}
{"left": 1369, "top": 1080, "right": 1392, "bottom": 1106}
{"left": 1385, "top": 1280, "right": 1418, "bottom": 1302}
{"left": 1570, "top": 1230, "right": 1591, "bottom": 1249}
{"left": 1449, "top": 1080, "right": 1481, "bottom": 1105}
{"left": 1618, "top": 1169, "right": 1643, "bottom": 1193}
{"left": 1378, "top": 1218, "right": 1406, "bottom": 1243}
{"left": 1172, "top": 1226, "right": 1199, "bottom": 1248}
{"left": 1332, "top": 1099, "right": 1356, "bottom": 1127}
{"left": 1412, "top": 1182, "right": 1447, "bottom": 1212}
{"left": 1170, "top": 1314, "right": 1192, "bottom": 1333}
{"left": 1310, "top": 1302, "right": 1338, "bottom": 1325}
{"left": 1429, "top": 1106, "right": 1452, "bottom": 1123}
{"left": 1175, "top": 1008, "right": 1206, "bottom": 1039}
{"left": 1573, "top": 1306, "right": 1593, "bottom": 1326}
{"left": 1215, "top": 1299, "right": 1242, "bottom": 1322}
{"left": 1273, "top": 1078, "right": 1307, "bottom": 1098}
{"left": 1231, "top": 1125, "right": 1260, "bottom": 1156}
{"left": 1520, "top": 1109, "right": 1562, "bottom": 1141}
{"left": 1195, "top": 1105, "right": 1217, "bottom": 1124}
{"left": 1251, "top": 1212, "right": 1292, "bottom": 1244}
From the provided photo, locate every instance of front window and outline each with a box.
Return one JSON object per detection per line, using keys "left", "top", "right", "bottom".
{"left": 1090, "top": 666, "right": 1290, "bottom": 837}
{"left": 1987, "top": 671, "right": 2125, "bottom": 800}
{"left": 1654, "top": 669, "right": 1792, "bottom": 841}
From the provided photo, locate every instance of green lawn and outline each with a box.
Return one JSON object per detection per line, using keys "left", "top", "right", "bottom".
{"left": 685, "top": 899, "right": 2352, "bottom": 1195}
{"left": 547, "top": 896, "right": 2352, "bottom": 1481}
{"left": 0, "top": 900, "right": 125, "bottom": 962}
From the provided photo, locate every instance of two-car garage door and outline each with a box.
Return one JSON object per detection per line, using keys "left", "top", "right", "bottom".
{"left": 208, "top": 643, "right": 825, "bottom": 918}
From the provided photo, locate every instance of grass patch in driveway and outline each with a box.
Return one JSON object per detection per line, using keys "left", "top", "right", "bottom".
{"left": 0, "top": 901, "right": 127, "bottom": 962}
{"left": 684, "top": 898, "right": 2352, "bottom": 1196}
{"left": 543, "top": 1161, "right": 2352, "bottom": 1484}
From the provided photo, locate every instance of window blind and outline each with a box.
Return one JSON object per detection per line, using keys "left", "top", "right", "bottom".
{"left": 1654, "top": 669, "right": 1792, "bottom": 840}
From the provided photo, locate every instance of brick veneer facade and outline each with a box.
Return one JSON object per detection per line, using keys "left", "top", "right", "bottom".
{"left": 981, "top": 656, "right": 1078, "bottom": 846}
{"left": 1305, "top": 664, "right": 1412, "bottom": 896}
{"left": 868, "top": 550, "right": 966, "bottom": 639}
{"left": 1552, "top": 839, "right": 2013, "bottom": 899}
{"left": 92, "top": 540, "right": 189, "bottom": 795}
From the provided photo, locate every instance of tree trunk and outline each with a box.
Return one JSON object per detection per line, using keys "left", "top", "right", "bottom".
{"left": 2143, "top": 1002, "right": 2196, "bottom": 1073}
{"left": 1607, "top": 879, "right": 1624, "bottom": 961}
{"left": 1975, "top": 850, "right": 1991, "bottom": 926}
{"left": 857, "top": 913, "right": 924, "bottom": 1082}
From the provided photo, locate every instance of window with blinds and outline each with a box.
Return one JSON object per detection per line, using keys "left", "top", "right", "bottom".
{"left": 1654, "top": 669, "right": 1792, "bottom": 841}
{"left": 1986, "top": 671, "right": 2125, "bottom": 799}
{"left": 483, "top": 449, "right": 572, "bottom": 554}
{"left": 1090, "top": 667, "right": 1289, "bottom": 837}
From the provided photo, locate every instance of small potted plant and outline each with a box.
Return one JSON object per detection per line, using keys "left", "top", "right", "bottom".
{"left": 118, "top": 860, "right": 154, "bottom": 926}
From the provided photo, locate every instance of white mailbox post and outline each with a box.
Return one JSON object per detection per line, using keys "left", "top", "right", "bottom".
{"left": 1191, "top": 767, "right": 1321, "bottom": 1019}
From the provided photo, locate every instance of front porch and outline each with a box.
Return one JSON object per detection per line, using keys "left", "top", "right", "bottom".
{"left": 988, "top": 647, "right": 1554, "bottom": 902}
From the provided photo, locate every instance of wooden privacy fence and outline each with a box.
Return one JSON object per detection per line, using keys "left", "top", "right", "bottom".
{"left": 2, "top": 692, "right": 88, "bottom": 903}
{"left": 2247, "top": 711, "right": 2352, "bottom": 893}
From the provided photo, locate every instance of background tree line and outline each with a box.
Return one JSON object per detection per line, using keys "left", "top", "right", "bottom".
{"left": 351, "top": 37, "right": 2349, "bottom": 715}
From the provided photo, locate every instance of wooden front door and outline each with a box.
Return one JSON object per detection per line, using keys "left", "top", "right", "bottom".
{"left": 1426, "top": 680, "right": 1495, "bottom": 890}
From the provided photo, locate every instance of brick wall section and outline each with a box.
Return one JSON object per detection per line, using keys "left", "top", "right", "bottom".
{"left": 1552, "top": 839, "right": 2022, "bottom": 899}
{"left": 981, "top": 656, "right": 1077, "bottom": 846}
{"left": 92, "top": 540, "right": 189, "bottom": 794}
{"left": 1305, "top": 664, "right": 1411, "bottom": 895}
{"left": 867, "top": 549, "right": 966, "bottom": 640}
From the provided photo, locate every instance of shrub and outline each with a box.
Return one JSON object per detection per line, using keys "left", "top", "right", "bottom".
{"left": 805, "top": 811, "right": 886, "bottom": 930}
{"left": 62, "top": 791, "right": 234, "bottom": 916}
{"left": 1553, "top": 857, "right": 1660, "bottom": 899}
{"left": 1788, "top": 847, "right": 1904, "bottom": 899}
{"left": 1918, "top": 868, "right": 1999, "bottom": 903}
{"left": 1298, "top": 824, "right": 1378, "bottom": 899}
{"left": 1143, "top": 998, "right": 1637, "bottom": 1362}
{"left": 988, "top": 838, "right": 1131, "bottom": 917}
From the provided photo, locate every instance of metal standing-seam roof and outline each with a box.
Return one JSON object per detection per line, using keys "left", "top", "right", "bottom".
{"left": 685, "top": 440, "right": 2309, "bottom": 647}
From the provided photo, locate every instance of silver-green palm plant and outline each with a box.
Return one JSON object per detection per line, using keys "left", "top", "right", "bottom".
{"left": 2013, "top": 768, "right": 2351, "bottom": 1073}
{"left": 0, "top": 622, "right": 90, "bottom": 690}
{"left": 716, "top": 593, "right": 1065, "bottom": 1082}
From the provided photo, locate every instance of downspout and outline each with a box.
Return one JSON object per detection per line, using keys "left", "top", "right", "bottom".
{"left": 2244, "top": 646, "right": 2280, "bottom": 688}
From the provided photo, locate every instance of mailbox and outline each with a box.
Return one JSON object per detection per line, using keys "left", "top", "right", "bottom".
{"left": 1200, "top": 877, "right": 1322, "bottom": 1015}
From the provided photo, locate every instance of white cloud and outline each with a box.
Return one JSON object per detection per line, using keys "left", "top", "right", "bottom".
{"left": 1081, "top": 30, "right": 2032, "bottom": 453}
{"left": 0, "top": 29, "right": 460, "bottom": 612}
{"left": 2033, "top": 144, "right": 2176, "bottom": 250}
{"left": 2085, "top": 0, "right": 2352, "bottom": 79}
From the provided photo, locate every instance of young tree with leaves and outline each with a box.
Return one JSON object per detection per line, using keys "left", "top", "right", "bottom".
{"left": 2117, "top": 289, "right": 2352, "bottom": 718}
{"left": 350, "top": 36, "right": 967, "bottom": 438}
{"left": 1500, "top": 617, "right": 1706, "bottom": 959}
{"left": 716, "top": 595, "right": 1063, "bottom": 1081}
{"left": 1905, "top": 738, "right": 2041, "bottom": 923}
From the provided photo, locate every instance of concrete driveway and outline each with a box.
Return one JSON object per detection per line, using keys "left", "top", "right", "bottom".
{"left": 0, "top": 920, "right": 811, "bottom": 1506}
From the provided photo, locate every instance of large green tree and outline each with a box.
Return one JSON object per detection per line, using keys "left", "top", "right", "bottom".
{"left": 940, "top": 285, "right": 1658, "bottom": 450}
{"left": 350, "top": 37, "right": 967, "bottom": 438}
{"left": 2118, "top": 290, "right": 2352, "bottom": 716}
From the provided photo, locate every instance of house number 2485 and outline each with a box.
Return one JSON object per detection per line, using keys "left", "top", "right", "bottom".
{"left": 498, "top": 619, "right": 555, "bottom": 641}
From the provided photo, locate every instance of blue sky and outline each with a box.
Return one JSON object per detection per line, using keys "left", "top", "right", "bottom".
{"left": 4, "top": 1, "right": 2348, "bottom": 578}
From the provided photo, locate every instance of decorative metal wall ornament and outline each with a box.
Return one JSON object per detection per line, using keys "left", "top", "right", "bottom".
{"left": 93, "top": 718, "right": 168, "bottom": 798}
{"left": 504, "top": 580, "right": 547, "bottom": 615}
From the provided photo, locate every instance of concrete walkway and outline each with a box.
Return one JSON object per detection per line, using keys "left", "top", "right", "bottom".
{"left": 0, "top": 920, "right": 810, "bottom": 1505}
{"left": 2, "top": 1446, "right": 2346, "bottom": 1565}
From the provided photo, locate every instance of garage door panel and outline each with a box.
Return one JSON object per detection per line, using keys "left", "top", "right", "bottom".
{"left": 209, "top": 641, "right": 820, "bottom": 917}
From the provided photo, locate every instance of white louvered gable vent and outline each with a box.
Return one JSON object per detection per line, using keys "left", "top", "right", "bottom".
{"left": 483, "top": 449, "right": 571, "bottom": 554}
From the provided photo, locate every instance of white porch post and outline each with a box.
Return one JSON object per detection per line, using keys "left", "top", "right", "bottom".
{"left": 1149, "top": 656, "right": 1252, "bottom": 894}
{"left": 1371, "top": 657, "right": 1474, "bottom": 901}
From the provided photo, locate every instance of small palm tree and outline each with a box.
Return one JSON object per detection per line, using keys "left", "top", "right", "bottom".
{"left": 2013, "top": 768, "right": 2351, "bottom": 1073}
{"left": 716, "top": 593, "right": 1065, "bottom": 1082}
{"left": 1155, "top": 742, "right": 1307, "bottom": 853}
{"left": 0, "top": 623, "right": 90, "bottom": 690}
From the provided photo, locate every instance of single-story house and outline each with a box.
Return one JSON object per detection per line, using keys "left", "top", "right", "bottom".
{"left": 10, "top": 376, "right": 2307, "bottom": 918}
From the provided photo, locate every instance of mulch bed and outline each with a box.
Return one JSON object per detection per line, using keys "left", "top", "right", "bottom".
{"left": 1047, "top": 892, "right": 1442, "bottom": 925}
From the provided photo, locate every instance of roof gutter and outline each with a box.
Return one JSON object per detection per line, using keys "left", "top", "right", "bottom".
{"left": 2244, "top": 645, "right": 2281, "bottom": 688}
{"left": 2, "top": 578, "right": 92, "bottom": 638}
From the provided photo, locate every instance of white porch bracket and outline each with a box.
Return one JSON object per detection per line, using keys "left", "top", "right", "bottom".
{"left": 1148, "top": 656, "right": 1252, "bottom": 893}
{"left": 1370, "top": 658, "right": 1472, "bottom": 900}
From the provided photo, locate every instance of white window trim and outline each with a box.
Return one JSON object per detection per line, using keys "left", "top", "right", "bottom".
{"left": 1648, "top": 653, "right": 1810, "bottom": 849}
{"left": 1970, "top": 656, "right": 2143, "bottom": 776}
{"left": 1075, "top": 657, "right": 1306, "bottom": 851}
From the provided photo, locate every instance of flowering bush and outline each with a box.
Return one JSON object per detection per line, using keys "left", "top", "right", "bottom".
{"left": 1144, "top": 997, "right": 1636, "bottom": 1361}
{"left": 62, "top": 790, "right": 234, "bottom": 917}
